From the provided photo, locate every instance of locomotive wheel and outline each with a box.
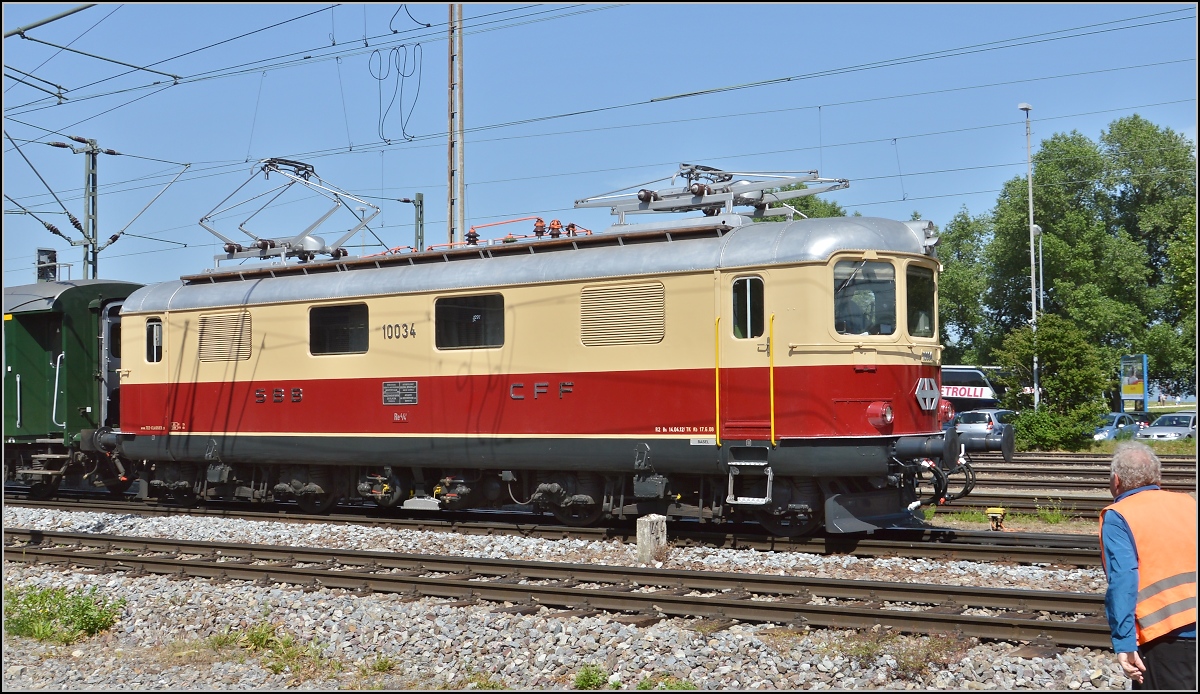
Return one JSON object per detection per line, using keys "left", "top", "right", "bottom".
{"left": 296, "top": 493, "right": 338, "bottom": 515}
{"left": 753, "top": 510, "right": 821, "bottom": 538}
{"left": 28, "top": 480, "right": 60, "bottom": 501}
{"left": 170, "top": 490, "right": 200, "bottom": 508}
{"left": 551, "top": 503, "right": 603, "bottom": 527}
{"left": 104, "top": 478, "right": 133, "bottom": 497}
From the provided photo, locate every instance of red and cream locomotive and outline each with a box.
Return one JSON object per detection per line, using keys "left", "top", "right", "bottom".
{"left": 99, "top": 161, "right": 1000, "bottom": 535}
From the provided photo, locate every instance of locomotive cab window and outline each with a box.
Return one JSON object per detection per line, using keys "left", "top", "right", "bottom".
{"left": 732, "top": 277, "right": 764, "bottom": 339}
{"left": 310, "top": 303, "right": 369, "bottom": 355}
{"left": 145, "top": 318, "right": 163, "bottom": 363}
{"left": 436, "top": 294, "right": 504, "bottom": 349}
{"left": 906, "top": 265, "right": 936, "bottom": 338}
{"left": 833, "top": 260, "right": 895, "bottom": 336}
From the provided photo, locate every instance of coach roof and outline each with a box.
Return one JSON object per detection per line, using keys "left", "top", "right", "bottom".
{"left": 123, "top": 216, "right": 934, "bottom": 313}
{"left": 4, "top": 279, "right": 142, "bottom": 315}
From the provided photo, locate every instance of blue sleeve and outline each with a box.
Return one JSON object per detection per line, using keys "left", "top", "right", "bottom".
{"left": 1102, "top": 508, "right": 1139, "bottom": 653}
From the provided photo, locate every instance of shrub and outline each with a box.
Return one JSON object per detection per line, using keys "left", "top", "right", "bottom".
{"left": 3, "top": 586, "right": 125, "bottom": 644}
{"left": 574, "top": 664, "right": 609, "bottom": 690}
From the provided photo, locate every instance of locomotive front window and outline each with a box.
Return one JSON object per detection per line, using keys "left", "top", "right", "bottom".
{"left": 310, "top": 304, "right": 369, "bottom": 355}
{"left": 146, "top": 318, "right": 162, "bottom": 363}
{"left": 833, "top": 260, "right": 895, "bottom": 336}
{"left": 436, "top": 294, "right": 504, "bottom": 349}
{"left": 906, "top": 265, "right": 936, "bottom": 338}
{"left": 732, "top": 277, "right": 764, "bottom": 339}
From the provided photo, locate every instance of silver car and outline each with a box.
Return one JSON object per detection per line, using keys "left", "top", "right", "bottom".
{"left": 954, "top": 409, "right": 1017, "bottom": 437}
{"left": 1135, "top": 411, "right": 1196, "bottom": 441}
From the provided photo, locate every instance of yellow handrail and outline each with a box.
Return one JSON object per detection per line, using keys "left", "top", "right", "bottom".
{"left": 714, "top": 316, "right": 721, "bottom": 448}
{"left": 770, "top": 313, "right": 776, "bottom": 446}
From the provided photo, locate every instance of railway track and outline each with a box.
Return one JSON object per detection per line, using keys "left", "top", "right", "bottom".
{"left": 938, "top": 493, "right": 1111, "bottom": 520}
{"left": 970, "top": 452, "right": 1196, "bottom": 465}
{"left": 968, "top": 476, "right": 1194, "bottom": 492}
{"left": 3, "top": 529, "right": 1110, "bottom": 648}
{"left": 5, "top": 497, "right": 1103, "bottom": 566}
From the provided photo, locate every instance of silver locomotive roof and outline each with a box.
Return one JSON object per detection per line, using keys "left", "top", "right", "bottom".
{"left": 122, "top": 215, "right": 937, "bottom": 314}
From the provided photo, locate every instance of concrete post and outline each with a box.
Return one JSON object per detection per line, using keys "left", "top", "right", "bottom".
{"left": 636, "top": 514, "right": 668, "bottom": 564}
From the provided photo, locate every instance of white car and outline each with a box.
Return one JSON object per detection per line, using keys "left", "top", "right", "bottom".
{"left": 1135, "top": 411, "right": 1196, "bottom": 441}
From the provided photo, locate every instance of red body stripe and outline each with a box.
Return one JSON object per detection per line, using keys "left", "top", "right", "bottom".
{"left": 123, "top": 364, "right": 941, "bottom": 437}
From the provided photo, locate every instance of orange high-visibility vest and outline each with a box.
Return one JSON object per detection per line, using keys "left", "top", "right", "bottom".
{"left": 1100, "top": 489, "right": 1198, "bottom": 645}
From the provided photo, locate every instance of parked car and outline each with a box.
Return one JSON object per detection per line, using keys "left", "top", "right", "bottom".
{"left": 1127, "top": 411, "right": 1155, "bottom": 429}
{"left": 1094, "top": 412, "right": 1141, "bottom": 441}
{"left": 954, "top": 409, "right": 1017, "bottom": 437}
{"left": 1135, "top": 411, "right": 1197, "bottom": 441}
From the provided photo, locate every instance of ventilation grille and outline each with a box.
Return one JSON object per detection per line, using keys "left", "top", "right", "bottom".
{"left": 198, "top": 312, "right": 252, "bottom": 362}
{"left": 581, "top": 283, "right": 665, "bottom": 346}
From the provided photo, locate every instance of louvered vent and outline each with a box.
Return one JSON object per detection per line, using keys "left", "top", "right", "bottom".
{"left": 581, "top": 283, "right": 665, "bottom": 346}
{"left": 198, "top": 312, "right": 252, "bottom": 362}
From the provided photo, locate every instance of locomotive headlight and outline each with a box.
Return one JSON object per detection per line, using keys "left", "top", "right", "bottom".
{"left": 866, "top": 401, "right": 895, "bottom": 429}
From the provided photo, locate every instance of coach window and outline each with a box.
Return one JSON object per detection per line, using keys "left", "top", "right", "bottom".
{"left": 310, "top": 303, "right": 369, "bottom": 355}
{"left": 732, "top": 277, "right": 764, "bottom": 339}
{"left": 833, "top": 260, "right": 896, "bottom": 336}
{"left": 906, "top": 264, "right": 936, "bottom": 338}
{"left": 146, "top": 318, "right": 163, "bottom": 363}
{"left": 436, "top": 294, "right": 504, "bottom": 349}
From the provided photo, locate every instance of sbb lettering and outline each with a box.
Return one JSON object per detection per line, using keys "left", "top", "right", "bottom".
{"left": 253, "top": 386, "right": 303, "bottom": 404}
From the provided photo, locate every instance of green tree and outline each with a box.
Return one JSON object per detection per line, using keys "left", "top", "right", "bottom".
{"left": 966, "top": 116, "right": 1195, "bottom": 397}
{"left": 936, "top": 208, "right": 992, "bottom": 364}
{"left": 992, "top": 314, "right": 1108, "bottom": 451}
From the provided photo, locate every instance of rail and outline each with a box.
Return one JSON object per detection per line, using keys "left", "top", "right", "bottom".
{"left": 3, "top": 497, "right": 1107, "bottom": 566}
{"left": 3, "top": 529, "right": 1112, "bottom": 647}
{"left": 14, "top": 373, "right": 21, "bottom": 428}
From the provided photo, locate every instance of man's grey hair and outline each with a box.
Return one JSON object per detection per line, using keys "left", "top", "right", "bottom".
{"left": 1111, "top": 441, "right": 1162, "bottom": 492}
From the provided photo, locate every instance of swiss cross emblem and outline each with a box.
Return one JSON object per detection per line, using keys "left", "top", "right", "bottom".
{"left": 915, "top": 378, "right": 939, "bottom": 411}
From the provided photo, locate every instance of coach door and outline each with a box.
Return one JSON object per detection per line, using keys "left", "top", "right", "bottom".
{"left": 718, "top": 274, "right": 775, "bottom": 444}
{"left": 99, "top": 301, "right": 123, "bottom": 428}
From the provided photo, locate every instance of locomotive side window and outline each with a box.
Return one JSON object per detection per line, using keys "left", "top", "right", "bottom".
{"left": 833, "top": 261, "right": 895, "bottom": 336}
{"left": 310, "top": 304, "right": 369, "bottom": 355}
{"left": 906, "top": 265, "right": 936, "bottom": 338}
{"left": 146, "top": 318, "right": 163, "bottom": 363}
{"left": 731, "top": 277, "right": 764, "bottom": 339}
{"left": 435, "top": 294, "right": 504, "bottom": 349}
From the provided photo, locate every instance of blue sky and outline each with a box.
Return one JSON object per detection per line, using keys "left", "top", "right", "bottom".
{"left": 3, "top": 3, "right": 1196, "bottom": 286}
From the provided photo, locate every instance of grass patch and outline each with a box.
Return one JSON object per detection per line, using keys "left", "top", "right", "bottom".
{"left": 636, "top": 673, "right": 697, "bottom": 690}
{"left": 574, "top": 664, "right": 610, "bottom": 690}
{"left": 460, "top": 670, "right": 508, "bottom": 690}
{"left": 194, "top": 621, "right": 340, "bottom": 682}
{"left": 823, "top": 630, "right": 970, "bottom": 680}
{"left": 3, "top": 586, "right": 126, "bottom": 645}
{"left": 1089, "top": 437, "right": 1197, "bottom": 457}
{"left": 934, "top": 509, "right": 989, "bottom": 524}
{"left": 756, "top": 626, "right": 806, "bottom": 652}
{"left": 690, "top": 618, "right": 735, "bottom": 636}
{"left": 1031, "top": 498, "right": 1072, "bottom": 524}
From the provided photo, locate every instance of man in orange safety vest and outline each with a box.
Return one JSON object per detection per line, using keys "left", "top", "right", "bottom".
{"left": 1100, "top": 442, "right": 1197, "bottom": 689}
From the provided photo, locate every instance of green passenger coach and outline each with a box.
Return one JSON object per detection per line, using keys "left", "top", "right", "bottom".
{"left": 4, "top": 279, "right": 142, "bottom": 498}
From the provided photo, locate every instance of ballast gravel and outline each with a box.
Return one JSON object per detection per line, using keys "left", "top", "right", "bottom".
{"left": 3, "top": 507, "right": 1128, "bottom": 690}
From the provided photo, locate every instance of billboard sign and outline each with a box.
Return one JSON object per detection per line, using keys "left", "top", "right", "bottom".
{"left": 1120, "top": 354, "right": 1149, "bottom": 412}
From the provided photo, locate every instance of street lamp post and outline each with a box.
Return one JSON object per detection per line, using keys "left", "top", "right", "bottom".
{"left": 1019, "top": 102, "right": 1039, "bottom": 409}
